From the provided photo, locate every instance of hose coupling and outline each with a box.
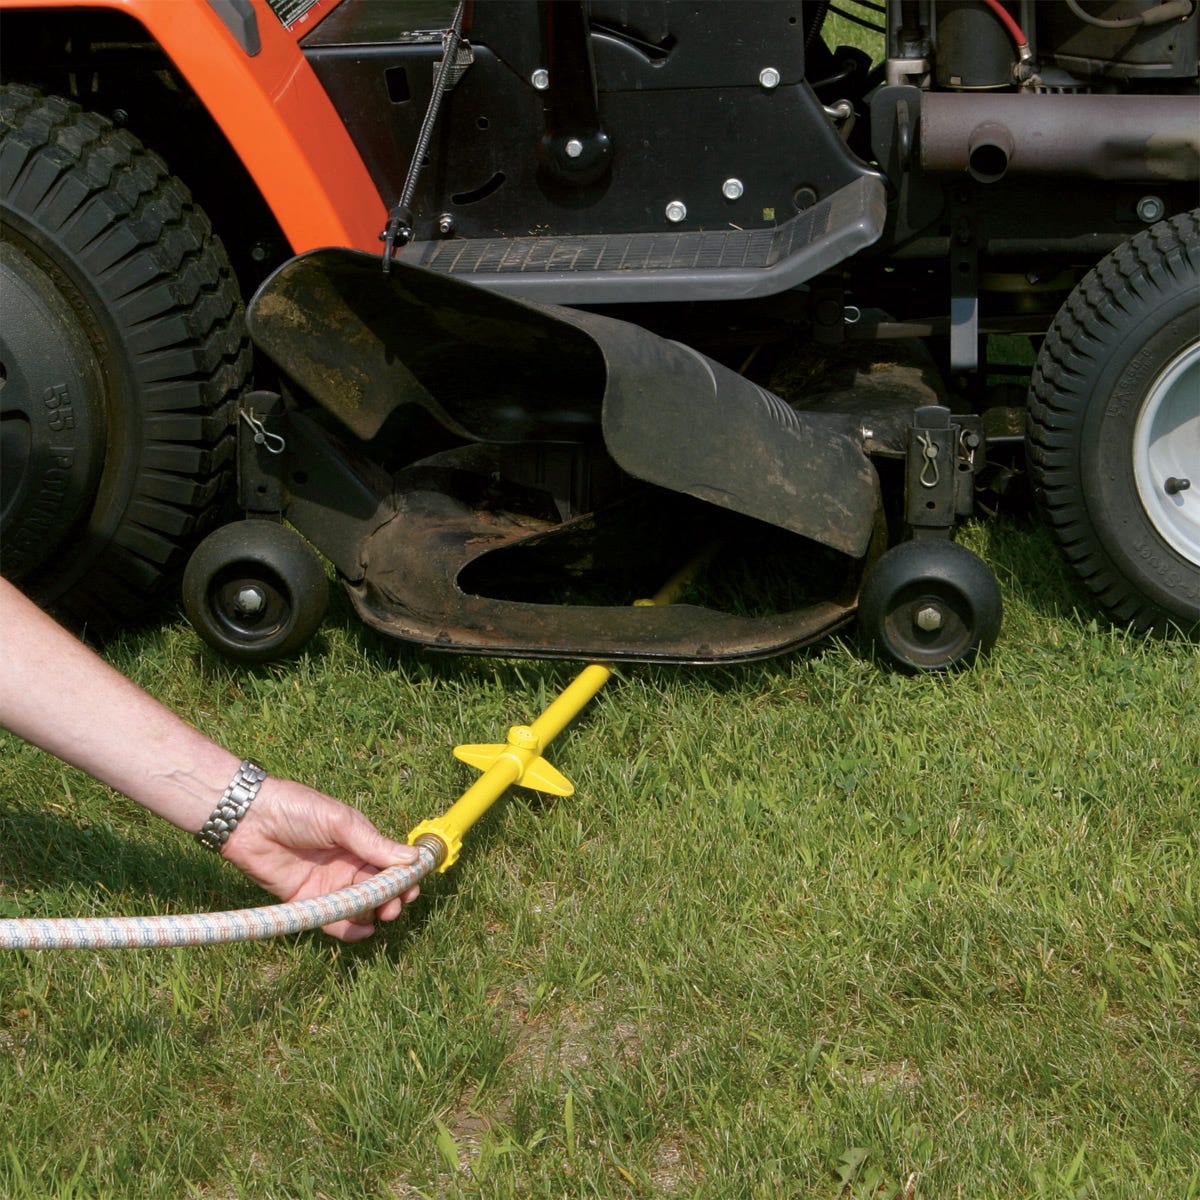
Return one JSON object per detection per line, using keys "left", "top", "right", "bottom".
{"left": 408, "top": 825, "right": 457, "bottom": 871}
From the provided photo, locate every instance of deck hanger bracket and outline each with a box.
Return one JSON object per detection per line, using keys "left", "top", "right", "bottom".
{"left": 536, "top": 0, "right": 613, "bottom": 187}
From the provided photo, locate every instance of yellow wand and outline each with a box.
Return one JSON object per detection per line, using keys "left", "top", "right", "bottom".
{"left": 407, "top": 554, "right": 710, "bottom": 871}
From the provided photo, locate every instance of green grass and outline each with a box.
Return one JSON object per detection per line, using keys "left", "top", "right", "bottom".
{"left": 2, "top": 516, "right": 1197, "bottom": 1199}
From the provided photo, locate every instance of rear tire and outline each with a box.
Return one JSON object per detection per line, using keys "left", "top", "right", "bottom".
{"left": 0, "top": 84, "right": 249, "bottom": 631}
{"left": 1027, "top": 211, "right": 1200, "bottom": 635}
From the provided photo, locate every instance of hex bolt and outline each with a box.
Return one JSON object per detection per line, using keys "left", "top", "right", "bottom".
{"left": 233, "top": 586, "right": 267, "bottom": 617}
{"left": 437, "top": 213, "right": 455, "bottom": 235}
{"left": 665, "top": 200, "right": 688, "bottom": 223}
{"left": 565, "top": 138, "right": 584, "bottom": 159}
{"left": 531, "top": 68, "right": 550, "bottom": 90}
{"left": 1136, "top": 195, "right": 1165, "bottom": 224}
{"left": 722, "top": 178, "right": 745, "bottom": 200}
{"left": 915, "top": 605, "right": 944, "bottom": 632}
{"left": 759, "top": 66, "right": 781, "bottom": 89}
{"left": 1165, "top": 477, "right": 1191, "bottom": 495}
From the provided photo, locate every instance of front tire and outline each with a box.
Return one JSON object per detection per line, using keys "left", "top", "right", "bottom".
{"left": 1027, "top": 211, "right": 1200, "bottom": 634}
{"left": 0, "top": 84, "right": 249, "bottom": 630}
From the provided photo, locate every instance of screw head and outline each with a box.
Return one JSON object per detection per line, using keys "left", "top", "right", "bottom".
{"left": 565, "top": 138, "right": 584, "bottom": 159}
{"left": 665, "top": 200, "right": 687, "bottom": 223}
{"left": 437, "top": 213, "right": 455, "bottom": 235}
{"left": 233, "top": 585, "right": 267, "bottom": 617}
{"left": 722, "top": 178, "right": 745, "bottom": 200}
{"left": 759, "top": 66, "right": 781, "bottom": 89}
{"left": 531, "top": 68, "right": 550, "bottom": 90}
{"left": 1136, "top": 195, "right": 1165, "bottom": 224}
{"left": 915, "top": 605, "right": 944, "bottom": 632}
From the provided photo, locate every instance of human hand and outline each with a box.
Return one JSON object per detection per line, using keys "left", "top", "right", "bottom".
{"left": 220, "top": 778, "right": 421, "bottom": 941}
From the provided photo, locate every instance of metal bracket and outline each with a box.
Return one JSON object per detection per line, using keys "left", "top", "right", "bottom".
{"left": 237, "top": 391, "right": 287, "bottom": 513}
{"left": 906, "top": 405, "right": 983, "bottom": 533}
{"left": 948, "top": 193, "right": 980, "bottom": 374}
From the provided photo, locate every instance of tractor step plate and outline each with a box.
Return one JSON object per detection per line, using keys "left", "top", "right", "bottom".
{"left": 407, "top": 175, "right": 885, "bottom": 304}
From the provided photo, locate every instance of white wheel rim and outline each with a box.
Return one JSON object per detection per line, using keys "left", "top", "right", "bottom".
{"left": 1132, "top": 338, "right": 1200, "bottom": 568}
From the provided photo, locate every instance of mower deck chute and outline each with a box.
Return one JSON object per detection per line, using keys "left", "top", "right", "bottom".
{"left": 237, "top": 248, "right": 881, "bottom": 662}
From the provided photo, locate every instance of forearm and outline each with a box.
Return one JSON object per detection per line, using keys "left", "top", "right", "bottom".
{"left": 0, "top": 578, "right": 237, "bottom": 833}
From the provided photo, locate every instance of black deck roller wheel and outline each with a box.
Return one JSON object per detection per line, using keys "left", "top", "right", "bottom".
{"left": 858, "top": 538, "right": 1002, "bottom": 672}
{"left": 183, "top": 520, "right": 329, "bottom": 664}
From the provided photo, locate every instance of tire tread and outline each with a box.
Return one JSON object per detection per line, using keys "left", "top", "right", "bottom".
{"left": 1, "top": 83, "right": 250, "bottom": 629}
{"left": 1027, "top": 210, "right": 1200, "bottom": 632}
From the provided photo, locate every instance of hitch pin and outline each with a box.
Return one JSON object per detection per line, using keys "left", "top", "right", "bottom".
{"left": 917, "top": 431, "right": 941, "bottom": 488}
{"left": 240, "top": 409, "right": 286, "bottom": 455}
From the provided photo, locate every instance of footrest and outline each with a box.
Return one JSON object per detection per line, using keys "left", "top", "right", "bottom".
{"left": 405, "top": 174, "right": 886, "bottom": 304}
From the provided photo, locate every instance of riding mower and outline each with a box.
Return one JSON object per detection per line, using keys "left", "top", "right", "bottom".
{"left": 1, "top": 1, "right": 1197, "bottom": 671}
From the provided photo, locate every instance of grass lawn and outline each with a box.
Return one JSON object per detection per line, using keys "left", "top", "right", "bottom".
{"left": 3, "top": 12, "right": 1197, "bottom": 1199}
{"left": 2, "top": 514, "right": 1197, "bottom": 1199}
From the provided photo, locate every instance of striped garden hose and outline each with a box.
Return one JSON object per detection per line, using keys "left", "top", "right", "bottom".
{"left": 0, "top": 844, "right": 439, "bottom": 950}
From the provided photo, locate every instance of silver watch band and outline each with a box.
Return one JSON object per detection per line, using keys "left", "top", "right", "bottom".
{"left": 197, "top": 760, "right": 267, "bottom": 852}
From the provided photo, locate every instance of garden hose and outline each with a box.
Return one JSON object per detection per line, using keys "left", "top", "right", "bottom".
{"left": 0, "top": 556, "right": 709, "bottom": 950}
{"left": 0, "top": 847, "right": 439, "bottom": 950}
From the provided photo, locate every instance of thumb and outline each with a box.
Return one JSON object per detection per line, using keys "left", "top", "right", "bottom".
{"left": 335, "top": 808, "right": 422, "bottom": 870}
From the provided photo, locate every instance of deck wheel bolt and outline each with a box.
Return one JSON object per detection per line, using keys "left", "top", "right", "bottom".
{"left": 531, "top": 68, "right": 549, "bottom": 90}
{"left": 565, "top": 138, "right": 584, "bottom": 158}
{"left": 1136, "top": 195, "right": 1165, "bottom": 224}
{"left": 1165, "top": 477, "right": 1191, "bottom": 495}
{"left": 722, "top": 178, "right": 745, "bottom": 200}
{"left": 234, "top": 586, "right": 267, "bottom": 617}
{"left": 665, "top": 200, "right": 687, "bottom": 223}
{"left": 759, "top": 66, "right": 781, "bottom": 89}
{"left": 437, "top": 213, "right": 455, "bottom": 235}
{"left": 915, "top": 604, "right": 944, "bottom": 632}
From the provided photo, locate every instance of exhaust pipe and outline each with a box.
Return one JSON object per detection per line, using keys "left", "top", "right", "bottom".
{"left": 920, "top": 93, "right": 1200, "bottom": 182}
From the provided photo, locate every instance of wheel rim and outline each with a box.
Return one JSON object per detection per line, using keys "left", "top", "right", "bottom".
{"left": 1132, "top": 338, "right": 1200, "bottom": 568}
{"left": 0, "top": 243, "right": 107, "bottom": 581}
{"left": 208, "top": 564, "right": 295, "bottom": 647}
{"left": 880, "top": 582, "right": 976, "bottom": 668}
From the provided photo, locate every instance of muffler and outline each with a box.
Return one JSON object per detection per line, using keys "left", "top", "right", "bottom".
{"left": 920, "top": 93, "right": 1200, "bottom": 182}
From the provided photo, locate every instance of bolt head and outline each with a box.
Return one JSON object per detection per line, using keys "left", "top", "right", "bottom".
{"left": 759, "top": 66, "right": 781, "bottom": 89}
{"left": 915, "top": 605, "right": 944, "bottom": 632}
{"left": 565, "top": 138, "right": 584, "bottom": 159}
{"left": 665, "top": 200, "right": 687, "bottom": 223}
{"left": 722, "top": 178, "right": 745, "bottom": 200}
{"left": 1136, "top": 195, "right": 1165, "bottom": 224}
{"left": 531, "top": 68, "right": 550, "bottom": 90}
{"left": 437, "top": 213, "right": 455, "bottom": 235}
{"left": 233, "top": 585, "right": 267, "bottom": 617}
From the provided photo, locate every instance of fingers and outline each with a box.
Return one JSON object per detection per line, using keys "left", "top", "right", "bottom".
{"left": 323, "top": 916, "right": 377, "bottom": 942}
{"left": 323, "top": 868, "right": 420, "bottom": 940}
